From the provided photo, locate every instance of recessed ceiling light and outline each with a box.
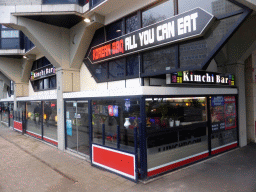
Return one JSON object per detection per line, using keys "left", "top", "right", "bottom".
{"left": 23, "top": 56, "right": 27, "bottom": 59}
{"left": 116, "top": 29, "right": 121, "bottom": 32}
{"left": 84, "top": 18, "right": 91, "bottom": 23}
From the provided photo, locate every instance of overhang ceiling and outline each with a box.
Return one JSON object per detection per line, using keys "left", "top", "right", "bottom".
{"left": 22, "top": 14, "right": 84, "bottom": 29}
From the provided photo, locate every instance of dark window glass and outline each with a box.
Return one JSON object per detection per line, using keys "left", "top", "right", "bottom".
{"left": 126, "top": 14, "right": 139, "bottom": 34}
{"left": 49, "top": 76, "right": 56, "bottom": 88}
{"left": 142, "top": 0, "right": 174, "bottom": 27}
{"left": 39, "top": 79, "right": 44, "bottom": 90}
{"left": 33, "top": 81, "right": 39, "bottom": 91}
{"left": 178, "top": 0, "right": 242, "bottom": 17}
{"left": 1, "top": 39, "right": 19, "bottom": 49}
{"left": 91, "top": 62, "right": 108, "bottom": 82}
{"left": 44, "top": 78, "right": 49, "bottom": 89}
{"left": 42, "top": 57, "right": 50, "bottom": 67}
{"left": 127, "top": 54, "right": 139, "bottom": 77}
{"left": 143, "top": 45, "right": 177, "bottom": 74}
{"left": 179, "top": 14, "right": 240, "bottom": 68}
{"left": 37, "top": 58, "right": 43, "bottom": 68}
{"left": 109, "top": 58, "right": 126, "bottom": 79}
{"left": 106, "top": 20, "right": 123, "bottom": 41}
{"left": 91, "top": 0, "right": 105, "bottom": 8}
{"left": 32, "top": 61, "right": 37, "bottom": 71}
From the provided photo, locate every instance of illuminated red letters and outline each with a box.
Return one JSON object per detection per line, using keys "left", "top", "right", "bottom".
{"left": 112, "top": 39, "right": 124, "bottom": 55}
{"left": 93, "top": 43, "right": 111, "bottom": 61}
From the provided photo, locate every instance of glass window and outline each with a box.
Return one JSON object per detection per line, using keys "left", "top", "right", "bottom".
{"left": 90, "top": 62, "right": 108, "bottom": 82}
{"left": 1, "top": 102, "right": 8, "bottom": 124}
{"left": 142, "top": 0, "right": 174, "bottom": 27}
{"left": 210, "top": 96, "right": 237, "bottom": 152}
{"left": 92, "top": 98, "right": 140, "bottom": 152}
{"left": 49, "top": 76, "right": 56, "bottom": 89}
{"left": 146, "top": 97, "right": 208, "bottom": 172}
{"left": 1, "top": 30, "right": 19, "bottom": 38}
{"left": 43, "top": 101, "right": 57, "bottom": 142}
{"left": 32, "top": 61, "right": 37, "bottom": 71}
{"left": 39, "top": 79, "right": 44, "bottom": 90}
{"left": 178, "top": 0, "right": 242, "bottom": 17}
{"left": 126, "top": 14, "right": 139, "bottom": 34}
{"left": 106, "top": 20, "right": 123, "bottom": 41}
{"left": 1, "top": 39, "right": 19, "bottom": 49}
{"left": 66, "top": 101, "right": 90, "bottom": 155}
{"left": 143, "top": 45, "right": 177, "bottom": 74}
{"left": 26, "top": 101, "right": 42, "bottom": 136}
{"left": 179, "top": 14, "right": 241, "bottom": 69}
{"left": 109, "top": 58, "right": 126, "bottom": 79}
{"left": 44, "top": 78, "right": 49, "bottom": 89}
{"left": 127, "top": 54, "right": 139, "bottom": 77}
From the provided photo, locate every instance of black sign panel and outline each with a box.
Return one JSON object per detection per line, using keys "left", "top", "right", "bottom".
{"left": 88, "top": 8, "right": 215, "bottom": 64}
{"left": 171, "top": 71, "right": 235, "bottom": 86}
{"left": 30, "top": 65, "right": 56, "bottom": 81}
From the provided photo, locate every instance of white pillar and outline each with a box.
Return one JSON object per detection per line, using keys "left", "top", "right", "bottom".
{"left": 227, "top": 63, "right": 247, "bottom": 147}
{"left": 56, "top": 68, "right": 65, "bottom": 151}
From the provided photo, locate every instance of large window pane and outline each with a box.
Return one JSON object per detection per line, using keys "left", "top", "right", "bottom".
{"left": 92, "top": 98, "right": 140, "bottom": 152}
{"left": 26, "top": 101, "right": 42, "bottom": 136}
{"left": 1, "top": 30, "right": 19, "bottom": 38}
{"left": 179, "top": 0, "right": 242, "bottom": 17}
{"left": 146, "top": 97, "right": 208, "bottom": 171}
{"left": 180, "top": 14, "right": 241, "bottom": 68}
{"left": 9, "top": 102, "right": 14, "bottom": 128}
{"left": 43, "top": 101, "right": 57, "bottom": 141}
{"left": 1, "top": 102, "right": 8, "bottom": 124}
{"left": 1, "top": 39, "right": 20, "bottom": 49}
{"left": 210, "top": 96, "right": 237, "bottom": 151}
{"left": 109, "top": 58, "right": 126, "bottom": 79}
{"left": 106, "top": 20, "right": 123, "bottom": 41}
{"left": 143, "top": 45, "right": 177, "bottom": 74}
{"left": 127, "top": 54, "right": 139, "bottom": 77}
{"left": 66, "top": 101, "right": 77, "bottom": 151}
{"left": 142, "top": 0, "right": 174, "bottom": 27}
{"left": 126, "top": 14, "right": 139, "bottom": 34}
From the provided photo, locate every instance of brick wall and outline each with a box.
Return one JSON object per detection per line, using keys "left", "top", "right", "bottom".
{"left": 0, "top": 0, "right": 41, "bottom": 5}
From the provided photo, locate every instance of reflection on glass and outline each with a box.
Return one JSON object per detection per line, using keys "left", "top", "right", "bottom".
{"left": 9, "top": 102, "right": 14, "bottom": 128}
{"left": 26, "top": 101, "right": 42, "bottom": 136}
{"left": 178, "top": 0, "right": 242, "bottom": 17}
{"left": 142, "top": 0, "right": 174, "bottom": 27}
{"left": 1, "top": 102, "right": 9, "bottom": 124}
{"left": 92, "top": 99, "right": 140, "bottom": 152}
{"left": 17, "top": 102, "right": 25, "bottom": 122}
{"left": 146, "top": 97, "right": 208, "bottom": 170}
{"left": 179, "top": 15, "right": 241, "bottom": 68}
{"left": 126, "top": 14, "right": 139, "bottom": 33}
{"left": 43, "top": 101, "right": 57, "bottom": 141}
{"left": 127, "top": 54, "right": 139, "bottom": 77}
{"left": 109, "top": 58, "right": 126, "bottom": 79}
{"left": 106, "top": 20, "right": 123, "bottom": 41}
{"left": 143, "top": 45, "right": 176, "bottom": 74}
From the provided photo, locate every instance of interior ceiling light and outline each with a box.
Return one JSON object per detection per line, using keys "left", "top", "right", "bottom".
{"left": 84, "top": 18, "right": 91, "bottom": 23}
{"left": 116, "top": 29, "right": 121, "bottom": 32}
{"left": 23, "top": 55, "right": 27, "bottom": 59}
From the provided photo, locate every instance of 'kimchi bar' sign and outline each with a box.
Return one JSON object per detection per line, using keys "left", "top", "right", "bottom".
{"left": 88, "top": 8, "right": 215, "bottom": 64}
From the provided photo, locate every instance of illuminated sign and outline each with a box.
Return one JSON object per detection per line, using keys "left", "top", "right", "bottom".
{"left": 171, "top": 71, "right": 235, "bottom": 86}
{"left": 88, "top": 8, "right": 215, "bottom": 64}
{"left": 30, "top": 65, "right": 56, "bottom": 81}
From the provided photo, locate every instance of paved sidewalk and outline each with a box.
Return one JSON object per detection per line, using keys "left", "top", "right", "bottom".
{"left": 0, "top": 124, "right": 256, "bottom": 192}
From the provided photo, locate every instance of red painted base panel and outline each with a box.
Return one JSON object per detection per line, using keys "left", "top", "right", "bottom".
{"left": 26, "top": 131, "right": 42, "bottom": 139}
{"left": 13, "top": 121, "right": 22, "bottom": 132}
{"left": 148, "top": 152, "right": 209, "bottom": 177}
{"left": 43, "top": 137, "right": 58, "bottom": 146}
{"left": 92, "top": 145, "right": 135, "bottom": 178}
{"left": 211, "top": 143, "right": 237, "bottom": 155}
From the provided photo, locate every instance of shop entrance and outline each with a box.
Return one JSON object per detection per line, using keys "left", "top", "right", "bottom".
{"left": 66, "top": 101, "right": 90, "bottom": 156}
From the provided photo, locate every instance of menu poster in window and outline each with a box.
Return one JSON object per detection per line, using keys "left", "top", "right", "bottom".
{"left": 108, "top": 105, "right": 114, "bottom": 116}
{"left": 113, "top": 105, "right": 118, "bottom": 117}
{"left": 211, "top": 96, "right": 225, "bottom": 132}
{"left": 66, "top": 119, "right": 72, "bottom": 136}
{"left": 224, "top": 96, "right": 236, "bottom": 130}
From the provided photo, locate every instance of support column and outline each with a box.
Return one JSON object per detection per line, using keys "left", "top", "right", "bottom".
{"left": 56, "top": 68, "right": 65, "bottom": 151}
{"left": 226, "top": 63, "right": 247, "bottom": 147}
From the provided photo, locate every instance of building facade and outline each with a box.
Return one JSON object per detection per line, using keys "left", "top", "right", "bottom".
{"left": 0, "top": 0, "right": 256, "bottom": 181}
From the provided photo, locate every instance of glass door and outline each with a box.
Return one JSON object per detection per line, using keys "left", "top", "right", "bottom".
{"left": 66, "top": 100, "right": 90, "bottom": 156}
{"left": 9, "top": 102, "right": 14, "bottom": 128}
